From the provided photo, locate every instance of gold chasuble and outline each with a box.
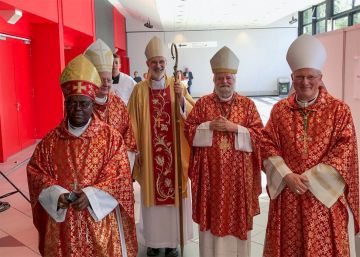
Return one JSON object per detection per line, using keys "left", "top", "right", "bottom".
{"left": 261, "top": 87, "right": 359, "bottom": 257}
{"left": 184, "top": 93, "right": 263, "bottom": 240}
{"left": 27, "top": 117, "right": 137, "bottom": 257}
{"left": 93, "top": 92, "right": 136, "bottom": 151}
{"left": 128, "top": 76, "right": 194, "bottom": 207}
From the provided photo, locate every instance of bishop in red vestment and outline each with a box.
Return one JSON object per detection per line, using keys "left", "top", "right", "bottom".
{"left": 262, "top": 35, "right": 359, "bottom": 257}
{"left": 185, "top": 46, "right": 263, "bottom": 257}
{"left": 84, "top": 39, "right": 137, "bottom": 170}
{"left": 27, "top": 55, "right": 137, "bottom": 257}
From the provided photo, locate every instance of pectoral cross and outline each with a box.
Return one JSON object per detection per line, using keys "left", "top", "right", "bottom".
{"left": 73, "top": 82, "right": 86, "bottom": 93}
{"left": 219, "top": 137, "right": 231, "bottom": 151}
{"left": 70, "top": 181, "right": 78, "bottom": 191}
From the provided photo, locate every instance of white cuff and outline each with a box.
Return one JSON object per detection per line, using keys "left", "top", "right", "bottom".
{"left": 234, "top": 125, "right": 253, "bottom": 152}
{"left": 192, "top": 121, "right": 213, "bottom": 147}
{"left": 39, "top": 185, "right": 69, "bottom": 222}
{"left": 303, "top": 164, "right": 345, "bottom": 208}
{"left": 264, "top": 156, "right": 292, "bottom": 199}
{"left": 82, "top": 186, "right": 118, "bottom": 222}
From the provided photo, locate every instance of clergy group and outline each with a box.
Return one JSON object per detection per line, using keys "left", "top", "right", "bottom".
{"left": 26, "top": 34, "right": 359, "bottom": 257}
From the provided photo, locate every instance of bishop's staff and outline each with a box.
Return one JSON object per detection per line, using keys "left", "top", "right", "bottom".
{"left": 170, "top": 43, "right": 185, "bottom": 257}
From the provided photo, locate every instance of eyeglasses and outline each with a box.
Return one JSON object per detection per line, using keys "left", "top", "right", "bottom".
{"left": 101, "top": 78, "right": 113, "bottom": 84}
{"left": 293, "top": 75, "right": 320, "bottom": 82}
{"left": 65, "top": 101, "right": 92, "bottom": 110}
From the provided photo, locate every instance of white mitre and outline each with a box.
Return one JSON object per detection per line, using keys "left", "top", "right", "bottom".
{"left": 84, "top": 38, "right": 114, "bottom": 73}
{"left": 145, "top": 36, "right": 164, "bottom": 60}
{"left": 210, "top": 46, "right": 239, "bottom": 74}
{"left": 286, "top": 34, "right": 326, "bottom": 71}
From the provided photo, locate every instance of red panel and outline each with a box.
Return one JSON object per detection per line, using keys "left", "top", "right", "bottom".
{"left": 113, "top": 7, "right": 126, "bottom": 51}
{"left": 13, "top": 39, "right": 35, "bottom": 149}
{"left": 62, "top": 0, "right": 94, "bottom": 36}
{"left": 0, "top": 9, "right": 32, "bottom": 38}
{"left": 0, "top": 0, "right": 58, "bottom": 23}
{"left": 31, "top": 23, "right": 64, "bottom": 138}
{"left": 63, "top": 26, "right": 94, "bottom": 64}
{"left": 121, "top": 56, "right": 130, "bottom": 75}
{"left": 0, "top": 38, "right": 20, "bottom": 161}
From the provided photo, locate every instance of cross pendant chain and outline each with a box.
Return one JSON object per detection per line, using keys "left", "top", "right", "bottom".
{"left": 301, "top": 111, "right": 311, "bottom": 154}
{"left": 300, "top": 133, "right": 312, "bottom": 154}
{"left": 217, "top": 94, "right": 235, "bottom": 119}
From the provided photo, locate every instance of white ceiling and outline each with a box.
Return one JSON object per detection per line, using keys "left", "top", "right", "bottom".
{"left": 110, "top": 0, "right": 323, "bottom": 31}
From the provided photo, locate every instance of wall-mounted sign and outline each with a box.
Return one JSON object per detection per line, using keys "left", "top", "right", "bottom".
{"left": 168, "top": 41, "right": 217, "bottom": 49}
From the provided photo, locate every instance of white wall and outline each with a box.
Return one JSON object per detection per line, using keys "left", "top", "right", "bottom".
{"left": 126, "top": 17, "right": 297, "bottom": 97}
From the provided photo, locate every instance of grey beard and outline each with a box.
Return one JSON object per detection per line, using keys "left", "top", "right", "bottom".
{"left": 215, "top": 87, "right": 233, "bottom": 99}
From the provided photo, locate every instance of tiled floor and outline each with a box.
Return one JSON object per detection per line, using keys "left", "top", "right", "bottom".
{"left": 0, "top": 96, "right": 280, "bottom": 257}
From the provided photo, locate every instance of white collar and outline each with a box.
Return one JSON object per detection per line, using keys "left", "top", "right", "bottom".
{"left": 68, "top": 118, "right": 92, "bottom": 137}
{"left": 296, "top": 91, "right": 319, "bottom": 108}
{"left": 95, "top": 95, "right": 108, "bottom": 105}
{"left": 217, "top": 93, "right": 234, "bottom": 102}
{"left": 151, "top": 76, "right": 165, "bottom": 89}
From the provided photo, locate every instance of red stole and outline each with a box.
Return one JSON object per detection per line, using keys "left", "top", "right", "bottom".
{"left": 148, "top": 86, "right": 176, "bottom": 205}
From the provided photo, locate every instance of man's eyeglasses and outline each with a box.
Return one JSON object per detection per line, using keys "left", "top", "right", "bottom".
{"left": 294, "top": 75, "right": 320, "bottom": 82}
{"left": 65, "top": 101, "right": 92, "bottom": 110}
{"left": 101, "top": 78, "right": 113, "bottom": 84}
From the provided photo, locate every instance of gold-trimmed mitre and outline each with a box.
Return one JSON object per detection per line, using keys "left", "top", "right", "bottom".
{"left": 286, "top": 34, "right": 326, "bottom": 72}
{"left": 145, "top": 36, "right": 164, "bottom": 60}
{"left": 60, "top": 54, "right": 101, "bottom": 100}
{"left": 210, "top": 46, "right": 239, "bottom": 74}
{"left": 84, "top": 39, "right": 114, "bottom": 73}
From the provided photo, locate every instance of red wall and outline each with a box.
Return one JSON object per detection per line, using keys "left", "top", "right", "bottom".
{"left": 113, "top": 8, "right": 126, "bottom": 51}
{"left": 0, "top": 0, "right": 129, "bottom": 161}
{"left": 1, "top": 0, "right": 58, "bottom": 23}
{"left": 317, "top": 30, "right": 345, "bottom": 100}
{"left": 0, "top": 10, "right": 31, "bottom": 37}
{"left": 31, "top": 24, "right": 64, "bottom": 138}
{"left": 62, "top": 0, "right": 94, "bottom": 36}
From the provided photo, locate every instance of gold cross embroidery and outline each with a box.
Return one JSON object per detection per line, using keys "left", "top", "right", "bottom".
{"left": 219, "top": 137, "right": 231, "bottom": 151}
{"left": 70, "top": 181, "right": 78, "bottom": 191}
{"left": 155, "top": 116, "right": 164, "bottom": 128}
{"left": 73, "top": 82, "right": 86, "bottom": 93}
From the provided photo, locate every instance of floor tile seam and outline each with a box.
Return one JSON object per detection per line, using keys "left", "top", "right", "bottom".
{"left": 0, "top": 158, "right": 31, "bottom": 177}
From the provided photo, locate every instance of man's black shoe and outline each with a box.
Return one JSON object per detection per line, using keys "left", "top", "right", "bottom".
{"left": 0, "top": 201, "right": 10, "bottom": 212}
{"left": 147, "top": 247, "right": 160, "bottom": 256}
{"left": 165, "top": 248, "right": 178, "bottom": 257}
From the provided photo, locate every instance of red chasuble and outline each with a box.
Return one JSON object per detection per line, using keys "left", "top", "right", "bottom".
{"left": 148, "top": 86, "right": 176, "bottom": 205}
{"left": 27, "top": 117, "right": 137, "bottom": 257}
{"left": 185, "top": 93, "right": 263, "bottom": 240}
{"left": 93, "top": 92, "right": 136, "bottom": 151}
{"left": 261, "top": 87, "right": 359, "bottom": 257}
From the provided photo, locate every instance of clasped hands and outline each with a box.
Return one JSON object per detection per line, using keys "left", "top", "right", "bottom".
{"left": 284, "top": 173, "right": 309, "bottom": 195}
{"left": 58, "top": 190, "right": 90, "bottom": 211}
{"left": 209, "top": 116, "right": 238, "bottom": 132}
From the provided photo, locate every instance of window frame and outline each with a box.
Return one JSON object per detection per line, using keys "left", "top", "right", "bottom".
{"left": 299, "top": 0, "right": 360, "bottom": 35}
